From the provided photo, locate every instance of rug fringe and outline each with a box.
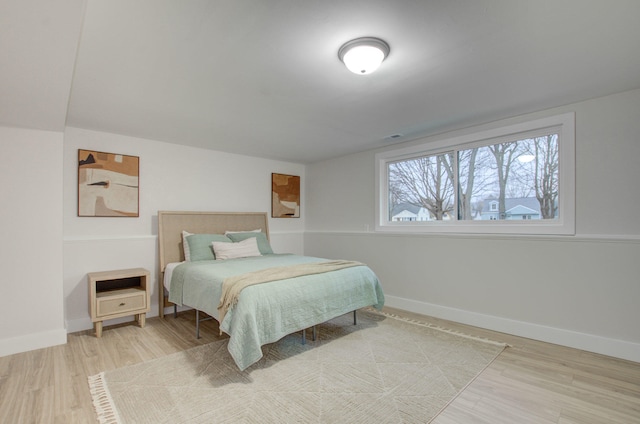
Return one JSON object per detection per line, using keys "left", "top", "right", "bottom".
{"left": 365, "top": 308, "right": 510, "bottom": 348}
{"left": 88, "top": 372, "right": 121, "bottom": 424}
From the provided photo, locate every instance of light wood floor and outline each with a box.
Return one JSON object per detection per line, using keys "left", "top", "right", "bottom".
{"left": 0, "top": 308, "right": 638, "bottom": 423}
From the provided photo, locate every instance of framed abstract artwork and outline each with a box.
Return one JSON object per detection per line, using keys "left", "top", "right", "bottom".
{"left": 271, "top": 173, "right": 300, "bottom": 218}
{"left": 78, "top": 149, "right": 140, "bottom": 217}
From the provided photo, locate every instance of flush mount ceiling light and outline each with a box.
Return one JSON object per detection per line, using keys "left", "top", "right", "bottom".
{"left": 338, "top": 37, "right": 390, "bottom": 75}
{"left": 518, "top": 154, "right": 536, "bottom": 163}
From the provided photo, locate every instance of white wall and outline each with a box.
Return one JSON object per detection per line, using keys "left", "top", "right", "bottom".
{"left": 0, "top": 126, "right": 67, "bottom": 356}
{"left": 64, "top": 127, "right": 305, "bottom": 332}
{"left": 305, "top": 89, "right": 640, "bottom": 363}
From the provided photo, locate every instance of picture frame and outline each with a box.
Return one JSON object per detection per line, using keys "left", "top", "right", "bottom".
{"left": 271, "top": 173, "right": 300, "bottom": 218}
{"left": 78, "top": 149, "right": 140, "bottom": 217}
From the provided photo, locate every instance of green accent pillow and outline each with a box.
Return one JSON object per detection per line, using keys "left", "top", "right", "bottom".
{"left": 186, "top": 234, "right": 232, "bottom": 261}
{"left": 226, "top": 232, "right": 274, "bottom": 255}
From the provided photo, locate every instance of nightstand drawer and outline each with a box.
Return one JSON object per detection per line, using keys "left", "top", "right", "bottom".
{"left": 96, "top": 288, "right": 146, "bottom": 317}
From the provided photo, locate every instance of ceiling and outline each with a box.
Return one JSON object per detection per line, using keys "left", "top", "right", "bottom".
{"left": 2, "top": 1, "right": 640, "bottom": 163}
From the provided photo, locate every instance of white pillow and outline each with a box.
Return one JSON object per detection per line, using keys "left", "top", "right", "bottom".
{"left": 212, "top": 237, "right": 261, "bottom": 260}
{"left": 182, "top": 230, "right": 193, "bottom": 261}
{"left": 224, "top": 229, "right": 261, "bottom": 235}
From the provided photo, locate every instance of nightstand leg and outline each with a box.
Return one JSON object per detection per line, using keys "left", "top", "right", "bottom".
{"left": 95, "top": 321, "right": 103, "bottom": 338}
{"left": 138, "top": 313, "right": 146, "bottom": 328}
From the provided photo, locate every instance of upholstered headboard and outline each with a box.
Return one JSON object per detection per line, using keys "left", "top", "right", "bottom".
{"left": 157, "top": 211, "right": 270, "bottom": 316}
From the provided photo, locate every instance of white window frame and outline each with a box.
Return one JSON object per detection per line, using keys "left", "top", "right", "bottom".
{"left": 375, "top": 113, "right": 575, "bottom": 235}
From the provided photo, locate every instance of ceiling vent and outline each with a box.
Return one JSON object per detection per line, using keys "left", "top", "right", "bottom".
{"left": 385, "top": 133, "right": 404, "bottom": 141}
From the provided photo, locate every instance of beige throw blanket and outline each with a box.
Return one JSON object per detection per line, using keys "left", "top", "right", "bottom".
{"left": 218, "top": 260, "right": 363, "bottom": 325}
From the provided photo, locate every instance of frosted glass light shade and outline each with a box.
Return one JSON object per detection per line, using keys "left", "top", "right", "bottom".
{"left": 338, "top": 37, "right": 390, "bottom": 75}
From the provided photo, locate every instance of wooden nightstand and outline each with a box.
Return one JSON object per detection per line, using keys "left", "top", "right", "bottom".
{"left": 88, "top": 268, "right": 151, "bottom": 337}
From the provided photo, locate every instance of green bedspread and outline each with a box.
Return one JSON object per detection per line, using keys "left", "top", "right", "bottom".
{"left": 169, "top": 254, "right": 385, "bottom": 370}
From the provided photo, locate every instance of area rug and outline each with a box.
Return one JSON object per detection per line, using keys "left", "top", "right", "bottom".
{"left": 88, "top": 310, "right": 506, "bottom": 424}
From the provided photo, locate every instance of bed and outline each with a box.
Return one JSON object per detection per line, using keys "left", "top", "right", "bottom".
{"left": 157, "top": 211, "right": 384, "bottom": 370}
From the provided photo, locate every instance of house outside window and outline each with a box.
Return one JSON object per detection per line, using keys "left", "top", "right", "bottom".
{"left": 375, "top": 113, "right": 575, "bottom": 235}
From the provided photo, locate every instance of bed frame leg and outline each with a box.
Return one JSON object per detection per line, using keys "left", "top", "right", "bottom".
{"left": 353, "top": 310, "right": 357, "bottom": 325}
{"left": 196, "top": 310, "right": 201, "bottom": 339}
{"left": 302, "top": 326, "right": 318, "bottom": 344}
{"left": 174, "top": 304, "right": 177, "bottom": 318}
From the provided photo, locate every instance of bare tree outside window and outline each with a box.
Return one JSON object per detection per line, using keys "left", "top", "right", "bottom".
{"left": 388, "top": 153, "right": 455, "bottom": 220}
{"left": 457, "top": 147, "right": 494, "bottom": 220}
{"left": 530, "top": 135, "right": 559, "bottom": 218}
{"left": 387, "top": 133, "right": 560, "bottom": 222}
{"left": 488, "top": 142, "right": 519, "bottom": 219}
{"left": 457, "top": 148, "right": 478, "bottom": 220}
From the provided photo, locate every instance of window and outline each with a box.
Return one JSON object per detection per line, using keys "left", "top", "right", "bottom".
{"left": 376, "top": 113, "right": 575, "bottom": 235}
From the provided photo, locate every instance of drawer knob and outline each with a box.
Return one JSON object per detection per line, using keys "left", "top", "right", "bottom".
{"left": 119, "top": 302, "right": 126, "bottom": 306}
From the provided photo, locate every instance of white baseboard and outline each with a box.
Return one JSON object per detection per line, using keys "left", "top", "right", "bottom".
{"left": 385, "top": 295, "right": 640, "bottom": 363}
{"left": 0, "top": 328, "right": 67, "bottom": 358}
{"left": 66, "top": 310, "right": 163, "bottom": 334}
{"left": 65, "top": 306, "right": 190, "bottom": 334}
{"left": 66, "top": 316, "right": 138, "bottom": 333}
